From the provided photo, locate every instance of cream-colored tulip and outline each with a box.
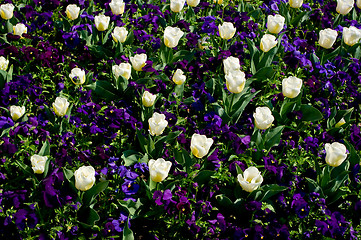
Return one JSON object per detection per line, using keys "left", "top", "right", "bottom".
{"left": 335, "top": 118, "right": 346, "bottom": 128}
{"left": 112, "top": 62, "right": 132, "bottom": 80}
{"left": 0, "top": 3, "right": 15, "bottom": 20}
{"left": 325, "top": 142, "right": 348, "bottom": 167}
{"left": 148, "top": 158, "right": 172, "bottom": 182}
{"left": 94, "top": 14, "right": 110, "bottom": 32}
{"left": 282, "top": 76, "right": 302, "bottom": 98}
{"left": 148, "top": 112, "right": 168, "bottom": 136}
{"left": 53, "top": 97, "right": 70, "bottom": 117}
{"left": 66, "top": 4, "right": 80, "bottom": 20}
{"left": 190, "top": 133, "right": 214, "bottom": 158}
{"left": 187, "top": 0, "right": 200, "bottom": 7}
{"left": 112, "top": 26, "right": 128, "bottom": 43}
{"left": 109, "top": 0, "right": 125, "bottom": 15}
{"left": 260, "top": 34, "right": 277, "bottom": 52}
{"left": 253, "top": 107, "right": 274, "bottom": 130}
{"left": 319, "top": 28, "right": 338, "bottom": 49}
{"left": 172, "top": 69, "right": 186, "bottom": 85}
{"left": 170, "top": 0, "right": 186, "bottom": 12}
{"left": 74, "top": 166, "right": 96, "bottom": 191}
{"left": 142, "top": 91, "right": 156, "bottom": 107}
{"left": 237, "top": 167, "right": 263, "bottom": 192}
{"left": 357, "top": 0, "right": 361, "bottom": 9}
{"left": 13, "top": 23, "right": 27, "bottom": 37}
{"left": 10, "top": 105, "right": 25, "bottom": 121}
{"left": 343, "top": 26, "right": 361, "bottom": 46}
{"left": 31, "top": 155, "right": 47, "bottom": 174}
{"left": 225, "top": 70, "right": 246, "bottom": 94}
{"left": 0, "top": 56, "right": 9, "bottom": 71}
{"left": 130, "top": 54, "right": 147, "bottom": 71}
{"left": 218, "top": 22, "right": 236, "bottom": 40}
{"left": 336, "top": 0, "right": 354, "bottom": 15}
{"left": 289, "top": 0, "right": 303, "bottom": 8}
{"left": 164, "top": 26, "right": 184, "bottom": 48}
{"left": 69, "top": 67, "right": 86, "bottom": 85}
{"left": 267, "top": 14, "right": 285, "bottom": 34}
{"left": 223, "top": 56, "right": 240, "bottom": 74}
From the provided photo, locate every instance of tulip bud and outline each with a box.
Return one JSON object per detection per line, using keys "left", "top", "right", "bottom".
{"left": 0, "top": 3, "right": 15, "bottom": 20}
{"left": 13, "top": 23, "right": 27, "bottom": 37}
{"left": 94, "top": 14, "right": 110, "bottom": 32}
{"left": 237, "top": 166, "right": 263, "bottom": 192}
{"left": 253, "top": 107, "right": 274, "bottom": 130}
{"left": 282, "top": 76, "right": 303, "bottom": 98}
{"left": 53, "top": 97, "right": 70, "bottom": 117}
{"left": 223, "top": 56, "right": 240, "bottom": 74}
{"left": 109, "top": 0, "right": 125, "bottom": 15}
{"left": 325, "top": 142, "right": 348, "bottom": 167}
{"left": 130, "top": 53, "right": 147, "bottom": 71}
{"left": 225, "top": 70, "right": 246, "bottom": 94}
{"left": 218, "top": 22, "right": 236, "bottom": 40}
{"left": 319, "top": 28, "right": 338, "bottom": 49}
{"left": 0, "top": 56, "right": 9, "bottom": 71}
{"left": 190, "top": 133, "right": 214, "bottom": 158}
{"left": 289, "top": 0, "right": 303, "bottom": 8}
{"left": 357, "top": 0, "right": 361, "bottom": 9}
{"left": 335, "top": 118, "right": 346, "bottom": 128}
{"left": 343, "top": 26, "right": 361, "bottom": 46}
{"left": 187, "top": 0, "right": 200, "bottom": 7}
{"left": 112, "top": 62, "right": 132, "bottom": 80}
{"left": 267, "top": 14, "right": 285, "bottom": 34}
{"left": 213, "top": 0, "right": 223, "bottom": 4}
{"left": 336, "top": 0, "right": 354, "bottom": 15}
{"left": 142, "top": 91, "right": 157, "bottom": 107}
{"left": 74, "top": 166, "right": 96, "bottom": 191}
{"left": 69, "top": 67, "right": 86, "bottom": 85}
{"left": 66, "top": 4, "right": 80, "bottom": 20}
{"left": 31, "top": 155, "right": 47, "bottom": 174}
{"left": 172, "top": 69, "right": 186, "bottom": 85}
{"left": 260, "top": 34, "right": 277, "bottom": 52}
{"left": 112, "top": 26, "right": 128, "bottom": 43}
{"left": 148, "top": 112, "right": 168, "bottom": 136}
{"left": 170, "top": 0, "right": 186, "bottom": 12}
{"left": 10, "top": 105, "right": 26, "bottom": 121}
{"left": 164, "top": 26, "right": 184, "bottom": 48}
{"left": 148, "top": 158, "right": 172, "bottom": 182}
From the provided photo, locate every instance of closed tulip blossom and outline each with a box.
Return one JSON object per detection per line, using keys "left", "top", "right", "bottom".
{"left": 357, "top": 0, "right": 361, "bottom": 8}
{"left": 31, "top": 155, "right": 47, "bottom": 174}
{"left": 112, "top": 26, "right": 128, "bottom": 43}
{"left": 190, "top": 133, "right": 214, "bottom": 158}
{"left": 94, "top": 14, "right": 110, "bottom": 31}
{"left": 223, "top": 56, "right": 240, "bottom": 74}
{"left": 74, "top": 166, "right": 96, "bottom": 191}
{"left": 335, "top": 118, "right": 346, "bottom": 128}
{"left": 10, "top": 105, "right": 26, "bottom": 121}
{"left": 112, "top": 63, "right": 132, "bottom": 80}
{"left": 69, "top": 67, "right": 86, "bottom": 85}
{"left": 148, "top": 158, "right": 172, "bottom": 182}
{"left": 319, "top": 28, "right": 338, "bottom": 49}
{"left": 148, "top": 112, "right": 168, "bottom": 136}
{"left": 225, "top": 70, "right": 246, "bottom": 94}
{"left": 172, "top": 69, "right": 186, "bottom": 85}
{"left": 282, "top": 76, "right": 303, "bottom": 98}
{"left": 336, "top": 0, "right": 354, "bottom": 15}
{"left": 0, "top": 56, "right": 9, "bottom": 71}
{"left": 142, "top": 91, "right": 157, "bottom": 107}
{"left": 343, "top": 26, "right": 361, "bottom": 46}
{"left": 66, "top": 4, "right": 80, "bottom": 20}
{"left": 267, "top": 14, "right": 285, "bottom": 34}
{"left": 289, "top": 0, "right": 303, "bottom": 8}
{"left": 170, "top": 0, "right": 186, "bottom": 12}
{"left": 109, "top": 0, "right": 125, "bottom": 15}
{"left": 260, "top": 34, "right": 277, "bottom": 52}
{"left": 0, "top": 3, "right": 15, "bottom": 20}
{"left": 237, "top": 166, "right": 263, "bottom": 192}
{"left": 187, "top": 0, "right": 200, "bottom": 7}
{"left": 325, "top": 142, "right": 348, "bottom": 167}
{"left": 53, "top": 97, "right": 70, "bottom": 117}
{"left": 13, "top": 23, "right": 27, "bottom": 37}
{"left": 218, "top": 22, "right": 236, "bottom": 40}
{"left": 130, "top": 53, "right": 147, "bottom": 71}
{"left": 164, "top": 26, "right": 184, "bottom": 48}
{"left": 253, "top": 107, "right": 274, "bottom": 130}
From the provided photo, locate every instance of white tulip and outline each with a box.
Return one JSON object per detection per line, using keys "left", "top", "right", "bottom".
{"left": 0, "top": 3, "right": 15, "bottom": 20}
{"left": 223, "top": 56, "right": 240, "bottom": 74}
{"left": 69, "top": 67, "right": 86, "bottom": 85}
{"left": 187, "top": 0, "right": 200, "bottom": 7}
{"left": 112, "top": 62, "right": 132, "bottom": 80}
{"left": 343, "top": 26, "right": 361, "bottom": 46}
{"left": 282, "top": 76, "right": 303, "bottom": 98}
{"left": 10, "top": 105, "right": 25, "bottom": 121}
{"left": 0, "top": 56, "right": 9, "bottom": 71}
{"left": 357, "top": 0, "right": 361, "bottom": 9}
{"left": 335, "top": 118, "right": 346, "bottom": 128}
{"left": 53, "top": 97, "right": 70, "bottom": 117}
{"left": 130, "top": 53, "right": 147, "bottom": 71}
{"left": 260, "top": 34, "right": 277, "bottom": 52}
{"left": 218, "top": 22, "right": 236, "bottom": 40}
{"left": 289, "top": 0, "right": 303, "bottom": 8}
{"left": 109, "top": 0, "right": 125, "bottom": 15}
{"left": 253, "top": 107, "right": 274, "bottom": 130}
{"left": 336, "top": 0, "right": 354, "bottom": 15}
{"left": 164, "top": 26, "right": 184, "bottom": 48}
{"left": 225, "top": 70, "right": 246, "bottom": 94}
{"left": 267, "top": 14, "right": 285, "bottom": 34}
{"left": 172, "top": 69, "right": 186, "bottom": 85}
{"left": 148, "top": 158, "right": 172, "bottom": 182}
{"left": 13, "top": 23, "right": 27, "bottom": 37}
{"left": 112, "top": 26, "right": 128, "bottom": 43}
{"left": 74, "top": 166, "right": 96, "bottom": 191}
{"left": 237, "top": 166, "right": 263, "bottom": 192}
{"left": 31, "top": 155, "right": 47, "bottom": 174}
{"left": 170, "top": 0, "right": 186, "bottom": 12}
{"left": 66, "top": 4, "right": 80, "bottom": 20}
{"left": 325, "top": 142, "right": 348, "bottom": 167}
{"left": 94, "top": 14, "right": 110, "bottom": 32}
{"left": 190, "top": 133, "right": 214, "bottom": 158}
{"left": 142, "top": 91, "right": 157, "bottom": 107}
{"left": 214, "top": 0, "right": 223, "bottom": 4}
{"left": 148, "top": 112, "right": 168, "bottom": 136}
{"left": 319, "top": 28, "right": 338, "bottom": 49}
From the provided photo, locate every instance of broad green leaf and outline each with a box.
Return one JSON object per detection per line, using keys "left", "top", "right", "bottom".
{"left": 300, "top": 104, "right": 323, "bottom": 122}
{"left": 265, "top": 126, "right": 284, "bottom": 151}
{"left": 85, "top": 81, "right": 119, "bottom": 100}
{"left": 38, "top": 140, "right": 50, "bottom": 156}
{"left": 193, "top": 170, "right": 215, "bottom": 185}
{"left": 83, "top": 181, "right": 109, "bottom": 206}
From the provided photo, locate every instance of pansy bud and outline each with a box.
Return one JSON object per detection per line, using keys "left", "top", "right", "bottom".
{"left": 112, "top": 62, "right": 131, "bottom": 80}
{"left": 10, "top": 105, "right": 25, "bottom": 121}
{"left": 319, "top": 28, "right": 338, "bottom": 49}
{"left": 253, "top": 107, "right": 274, "bottom": 130}
{"left": 336, "top": 0, "right": 354, "bottom": 15}
{"left": 325, "top": 142, "right": 348, "bottom": 167}
{"left": 148, "top": 112, "right": 168, "bottom": 136}
{"left": 66, "top": 4, "right": 80, "bottom": 20}
{"left": 225, "top": 70, "right": 246, "bottom": 94}
{"left": 164, "top": 26, "right": 184, "bottom": 48}
{"left": 69, "top": 67, "right": 86, "bottom": 85}
{"left": 53, "top": 97, "right": 70, "bottom": 117}
{"left": 74, "top": 166, "right": 96, "bottom": 191}
{"left": 218, "top": 22, "right": 236, "bottom": 40}
{"left": 260, "top": 34, "right": 277, "bottom": 52}
{"left": 109, "top": 0, "right": 125, "bottom": 15}
{"left": 112, "top": 26, "right": 128, "bottom": 43}
{"left": 170, "top": 0, "right": 186, "bottom": 12}
{"left": 94, "top": 14, "right": 110, "bottom": 32}
{"left": 289, "top": 0, "right": 303, "bottom": 8}
{"left": 142, "top": 91, "right": 157, "bottom": 107}
{"left": 31, "top": 155, "right": 47, "bottom": 174}
{"left": 130, "top": 53, "right": 147, "bottom": 71}
{"left": 267, "top": 14, "right": 285, "bottom": 34}
{"left": 172, "top": 69, "right": 186, "bottom": 85}
{"left": 237, "top": 166, "right": 263, "bottom": 192}
{"left": 148, "top": 158, "right": 172, "bottom": 182}
{"left": 282, "top": 76, "right": 303, "bottom": 98}
{"left": 223, "top": 56, "right": 240, "bottom": 74}
{"left": 0, "top": 3, "right": 15, "bottom": 20}
{"left": 13, "top": 23, "right": 27, "bottom": 37}
{"left": 187, "top": 0, "right": 200, "bottom": 7}
{"left": 190, "top": 133, "right": 214, "bottom": 158}
{"left": 343, "top": 26, "right": 361, "bottom": 46}
{"left": 0, "top": 56, "right": 9, "bottom": 71}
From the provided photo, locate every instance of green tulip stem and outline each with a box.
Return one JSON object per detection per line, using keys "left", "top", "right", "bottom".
{"left": 320, "top": 50, "right": 325, "bottom": 65}
{"left": 229, "top": 93, "right": 235, "bottom": 113}
{"left": 149, "top": 178, "right": 157, "bottom": 191}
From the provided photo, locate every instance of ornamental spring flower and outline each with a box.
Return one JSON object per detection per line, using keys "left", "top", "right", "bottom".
{"left": 94, "top": 14, "right": 110, "bottom": 32}
{"left": 0, "top": 56, "right": 9, "bottom": 71}
{"left": 190, "top": 133, "right": 214, "bottom": 158}
{"left": 187, "top": 0, "right": 200, "bottom": 7}
{"left": 267, "top": 14, "right": 285, "bottom": 34}
{"left": 130, "top": 53, "right": 147, "bottom": 71}
{"left": 53, "top": 97, "right": 70, "bottom": 117}
{"left": 69, "top": 67, "right": 85, "bottom": 85}
{"left": 148, "top": 112, "right": 168, "bottom": 136}
{"left": 335, "top": 118, "right": 346, "bottom": 128}
{"left": 74, "top": 166, "right": 96, "bottom": 191}
{"left": 357, "top": 0, "right": 361, "bottom": 8}
{"left": 343, "top": 26, "right": 361, "bottom": 46}
{"left": 225, "top": 70, "right": 246, "bottom": 94}
{"left": 237, "top": 166, "right": 263, "bottom": 192}
{"left": 223, "top": 56, "right": 240, "bottom": 74}
{"left": 10, "top": 105, "right": 25, "bottom": 121}
{"left": 0, "top": 3, "right": 15, "bottom": 20}
{"left": 66, "top": 4, "right": 80, "bottom": 20}
{"left": 172, "top": 69, "right": 186, "bottom": 85}
{"left": 148, "top": 158, "right": 172, "bottom": 182}
{"left": 13, "top": 23, "right": 27, "bottom": 37}
{"left": 325, "top": 142, "right": 348, "bottom": 167}
{"left": 31, "top": 155, "right": 47, "bottom": 174}
{"left": 112, "top": 26, "right": 128, "bottom": 43}
{"left": 170, "top": 0, "right": 186, "bottom": 12}
{"left": 214, "top": 0, "right": 223, "bottom": 4}
{"left": 109, "top": 0, "right": 125, "bottom": 15}
{"left": 336, "top": 0, "right": 354, "bottom": 15}
{"left": 260, "top": 34, "right": 277, "bottom": 52}
{"left": 319, "top": 28, "right": 338, "bottom": 49}
{"left": 112, "top": 63, "right": 131, "bottom": 80}
{"left": 142, "top": 91, "right": 156, "bottom": 107}
{"left": 218, "top": 22, "right": 236, "bottom": 40}
{"left": 282, "top": 76, "right": 303, "bottom": 98}
{"left": 253, "top": 106, "right": 274, "bottom": 130}
{"left": 289, "top": 0, "right": 303, "bottom": 8}
{"left": 164, "top": 26, "right": 184, "bottom": 48}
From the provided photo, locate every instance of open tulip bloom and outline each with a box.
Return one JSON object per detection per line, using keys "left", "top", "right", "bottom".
{"left": 237, "top": 167, "right": 264, "bottom": 192}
